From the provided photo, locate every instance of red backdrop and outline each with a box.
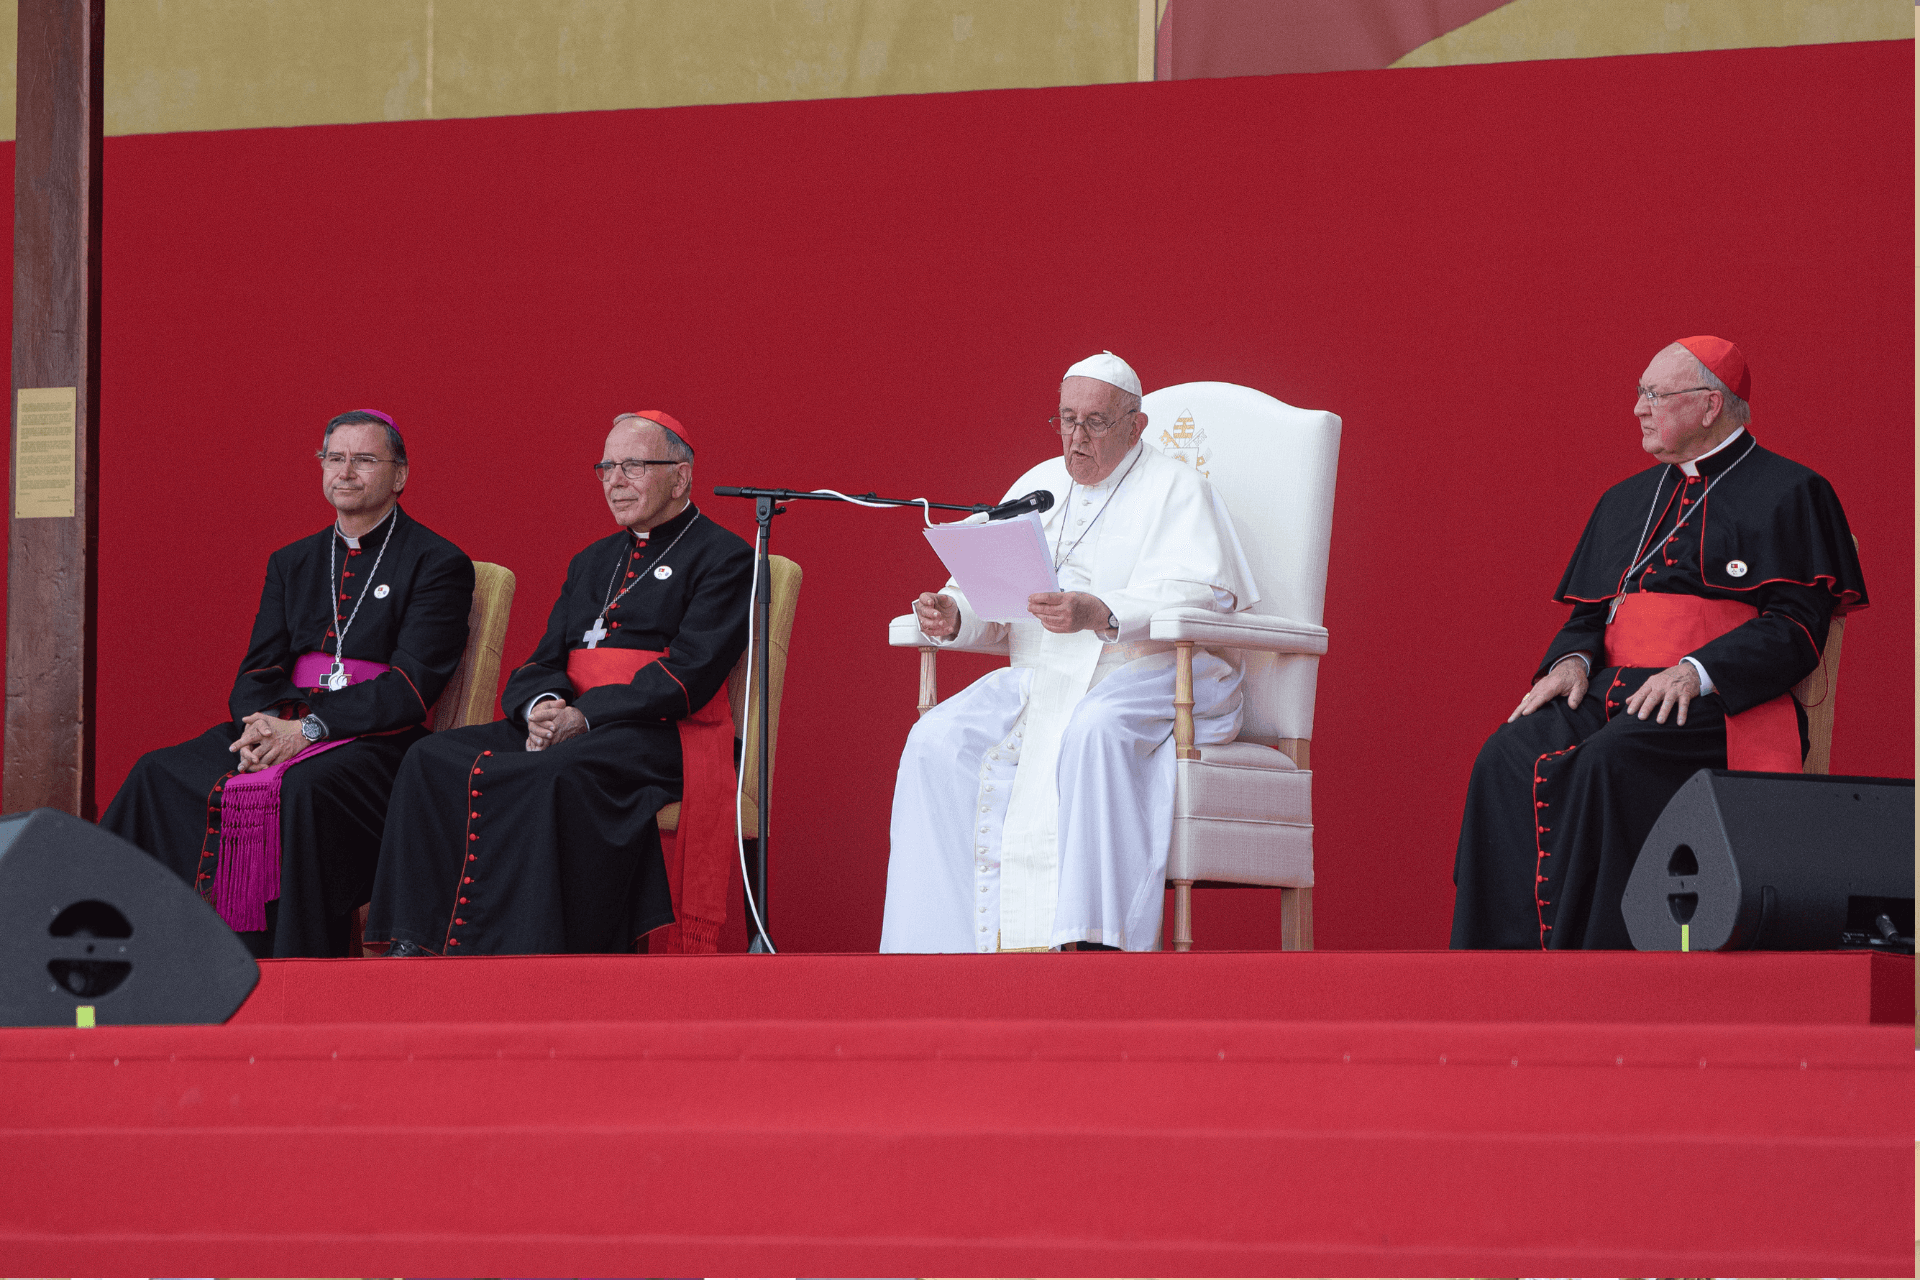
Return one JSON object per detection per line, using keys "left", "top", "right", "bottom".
{"left": 17, "top": 39, "right": 1912, "bottom": 951}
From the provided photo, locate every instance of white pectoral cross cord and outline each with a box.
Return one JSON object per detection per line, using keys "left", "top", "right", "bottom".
{"left": 582, "top": 616, "right": 609, "bottom": 648}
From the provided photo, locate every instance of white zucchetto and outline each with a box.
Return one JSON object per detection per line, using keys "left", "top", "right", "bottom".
{"left": 1063, "top": 350, "right": 1142, "bottom": 397}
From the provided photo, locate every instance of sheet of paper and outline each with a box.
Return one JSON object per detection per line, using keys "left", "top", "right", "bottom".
{"left": 923, "top": 512, "right": 1059, "bottom": 622}
{"left": 14, "top": 387, "right": 75, "bottom": 519}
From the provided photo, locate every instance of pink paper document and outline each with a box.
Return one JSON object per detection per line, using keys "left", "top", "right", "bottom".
{"left": 922, "top": 512, "right": 1060, "bottom": 622}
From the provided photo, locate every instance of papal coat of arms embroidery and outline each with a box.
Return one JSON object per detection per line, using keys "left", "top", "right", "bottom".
{"left": 1158, "top": 409, "right": 1209, "bottom": 476}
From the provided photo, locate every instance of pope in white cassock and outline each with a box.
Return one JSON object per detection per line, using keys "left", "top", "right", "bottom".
{"left": 881, "top": 352, "right": 1259, "bottom": 953}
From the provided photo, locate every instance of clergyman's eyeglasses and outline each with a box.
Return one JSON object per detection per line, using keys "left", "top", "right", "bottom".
{"left": 592, "top": 458, "right": 683, "bottom": 482}
{"left": 317, "top": 451, "right": 398, "bottom": 472}
{"left": 1636, "top": 385, "right": 1714, "bottom": 406}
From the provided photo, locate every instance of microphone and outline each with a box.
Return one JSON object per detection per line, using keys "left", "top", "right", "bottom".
{"left": 985, "top": 490, "right": 1055, "bottom": 521}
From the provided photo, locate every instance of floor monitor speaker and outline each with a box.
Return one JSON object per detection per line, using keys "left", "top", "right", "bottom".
{"left": 1621, "top": 770, "right": 1913, "bottom": 952}
{"left": 0, "top": 808, "right": 258, "bottom": 1026}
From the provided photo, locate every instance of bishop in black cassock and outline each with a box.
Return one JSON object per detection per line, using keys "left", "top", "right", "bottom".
{"left": 101, "top": 412, "right": 475, "bottom": 957}
{"left": 365, "top": 411, "right": 752, "bottom": 956}
{"left": 1452, "top": 338, "right": 1867, "bottom": 950}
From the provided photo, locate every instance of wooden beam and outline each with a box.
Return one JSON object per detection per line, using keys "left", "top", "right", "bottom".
{"left": 7, "top": 0, "right": 103, "bottom": 817}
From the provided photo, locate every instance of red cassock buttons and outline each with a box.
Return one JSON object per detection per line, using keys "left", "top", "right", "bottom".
{"left": 469, "top": 834, "right": 478, "bottom": 841}
{"left": 483, "top": 751, "right": 493, "bottom": 757}
{"left": 449, "top": 939, "right": 460, "bottom": 946}
{"left": 459, "top": 897, "right": 468, "bottom": 904}
{"left": 455, "top": 918, "right": 465, "bottom": 925}
{"left": 471, "top": 811, "right": 480, "bottom": 819}
{"left": 471, "top": 790, "right": 481, "bottom": 797}
{"left": 463, "top": 876, "right": 473, "bottom": 884}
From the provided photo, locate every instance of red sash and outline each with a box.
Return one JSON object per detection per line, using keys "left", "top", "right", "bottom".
{"left": 1603, "top": 594, "right": 1803, "bottom": 772}
{"left": 565, "top": 647, "right": 739, "bottom": 953}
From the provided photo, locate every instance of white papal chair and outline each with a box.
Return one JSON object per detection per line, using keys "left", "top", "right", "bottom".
{"left": 888, "top": 382, "right": 1340, "bottom": 950}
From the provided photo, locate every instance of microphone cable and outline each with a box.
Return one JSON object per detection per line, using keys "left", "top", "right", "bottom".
{"left": 734, "top": 521, "right": 776, "bottom": 953}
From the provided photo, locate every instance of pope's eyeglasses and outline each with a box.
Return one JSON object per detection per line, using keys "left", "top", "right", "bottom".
{"left": 1049, "top": 409, "right": 1136, "bottom": 437}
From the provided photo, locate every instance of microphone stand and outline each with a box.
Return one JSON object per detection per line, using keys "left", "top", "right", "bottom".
{"left": 709, "top": 485, "right": 1005, "bottom": 952}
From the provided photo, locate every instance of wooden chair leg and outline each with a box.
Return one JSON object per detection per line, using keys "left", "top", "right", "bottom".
{"left": 916, "top": 647, "right": 939, "bottom": 717}
{"left": 1280, "top": 886, "right": 1313, "bottom": 951}
{"left": 1171, "top": 880, "right": 1194, "bottom": 952}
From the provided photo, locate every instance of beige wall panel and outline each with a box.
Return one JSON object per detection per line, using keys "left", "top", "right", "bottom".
{"left": 1394, "top": 0, "right": 1913, "bottom": 68}
{"left": 0, "top": 0, "right": 1143, "bottom": 140}
{"left": 102, "top": 0, "right": 436, "bottom": 136}
{"left": 429, "top": 0, "right": 1136, "bottom": 118}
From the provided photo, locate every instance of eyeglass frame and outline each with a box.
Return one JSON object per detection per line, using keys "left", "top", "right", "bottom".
{"left": 1048, "top": 408, "right": 1139, "bottom": 437}
{"left": 1636, "top": 384, "right": 1717, "bottom": 407}
{"left": 592, "top": 457, "right": 687, "bottom": 482}
{"left": 316, "top": 450, "right": 401, "bottom": 473}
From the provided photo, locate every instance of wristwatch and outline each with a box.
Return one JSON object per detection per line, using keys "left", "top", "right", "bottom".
{"left": 300, "top": 714, "right": 327, "bottom": 743}
{"left": 1106, "top": 611, "right": 1120, "bottom": 635}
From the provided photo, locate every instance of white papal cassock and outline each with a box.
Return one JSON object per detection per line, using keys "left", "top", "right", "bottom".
{"left": 880, "top": 440, "right": 1258, "bottom": 952}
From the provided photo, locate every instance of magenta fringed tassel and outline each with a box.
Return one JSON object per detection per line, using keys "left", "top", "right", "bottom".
{"left": 210, "top": 738, "right": 352, "bottom": 933}
{"left": 212, "top": 770, "right": 281, "bottom": 932}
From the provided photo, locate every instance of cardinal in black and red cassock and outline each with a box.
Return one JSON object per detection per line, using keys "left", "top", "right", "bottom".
{"left": 1451, "top": 337, "right": 1868, "bottom": 950}
{"left": 101, "top": 412, "right": 475, "bottom": 957}
{"left": 364, "top": 411, "right": 753, "bottom": 957}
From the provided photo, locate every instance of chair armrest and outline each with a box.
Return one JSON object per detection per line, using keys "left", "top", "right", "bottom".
{"left": 1149, "top": 608, "right": 1329, "bottom": 654}
{"left": 887, "top": 613, "right": 1012, "bottom": 656}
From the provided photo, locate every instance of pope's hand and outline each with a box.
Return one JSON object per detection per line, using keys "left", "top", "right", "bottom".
{"left": 1508, "top": 655, "right": 1590, "bottom": 723}
{"left": 1623, "top": 662, "right": 1702, "bottom": 726}
{"left": 914, "top": 591, "right": 960, "bottom": 641}
{"left": 1028, "top": 590, "right": 1111, "bottom": 635}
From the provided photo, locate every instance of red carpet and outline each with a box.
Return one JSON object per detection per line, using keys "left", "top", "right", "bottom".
{"left": 2, "top": 950, "right": 1910, "bottom": 1274}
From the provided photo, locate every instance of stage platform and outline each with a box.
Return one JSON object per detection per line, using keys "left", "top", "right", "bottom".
{"left": 3, "top": 950, "right": 1911, "bottom": 1275}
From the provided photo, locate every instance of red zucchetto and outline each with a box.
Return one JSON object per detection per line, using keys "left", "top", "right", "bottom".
{"left": 1675, "top": 335, "right": 1750, "bottom": 403}
{"left": 615, "top": 409, "right": 694, "bottom": 454}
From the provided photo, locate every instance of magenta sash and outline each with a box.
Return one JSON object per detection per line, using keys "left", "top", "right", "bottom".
{"left": 210, "top": 652, "right": 389, "bottom": 932}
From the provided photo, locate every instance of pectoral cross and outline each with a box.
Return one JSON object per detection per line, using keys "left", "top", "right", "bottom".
{"left": 582, "top": 616, "right": 609, "bottom": 648}
{"left": 1607, "top": 593, "right": 1623, "bottom": 623}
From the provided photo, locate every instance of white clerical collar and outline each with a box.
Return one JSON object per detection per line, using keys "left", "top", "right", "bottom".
{"left": 1678, "top": 427, "right": 1745, "bottom": 477}
{"left": 338, "top": 505, "right": 396, "bottom": 550}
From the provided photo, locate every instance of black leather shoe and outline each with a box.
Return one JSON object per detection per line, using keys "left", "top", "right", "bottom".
{"left": 387, "top": 938, "right": 433, "bottom": 957}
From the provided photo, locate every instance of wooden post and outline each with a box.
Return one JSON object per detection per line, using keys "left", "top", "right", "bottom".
{"left": 1172, "top": 640, "right": 1197, "bottom": 760}
{"left": 7, "top": 0, "right": 104, "bottom": 817}
{"left": 915, "top": 647, "right": 939, "bottom": 717}
{"left": 1280, "top": 886, "right": 1313, "bottom": 951}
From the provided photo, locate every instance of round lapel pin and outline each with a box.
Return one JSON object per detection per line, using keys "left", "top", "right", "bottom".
{"left": 373, "top": 584, "right": 391, "bottom": 598}
{"left": 653, "top": 565, "right": 673, "bottom": 580}
{"left": 1725, "top": 560, "right": 1748, "bottom": 578}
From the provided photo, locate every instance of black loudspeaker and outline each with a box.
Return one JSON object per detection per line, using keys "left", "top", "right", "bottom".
{"left": 1621, "top": 770, "right": 1914, "bottom": 952}
{"left": 0, "top": 808, "right": 258, "bottom": 1026}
